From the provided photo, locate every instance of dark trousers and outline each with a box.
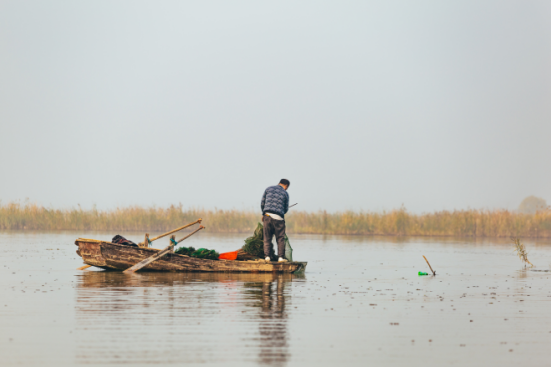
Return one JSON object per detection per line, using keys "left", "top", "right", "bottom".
{"left": 263, "top": 215, "right": 286, "bottom": 258}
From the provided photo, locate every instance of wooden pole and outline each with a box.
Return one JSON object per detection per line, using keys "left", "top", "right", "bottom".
{"left": 137, "top": 219, "right": 202, "bottom": 247}
{"left": 423, "top": 255, "right": 436, "bottom": 275}
{"left": 123, "top": 225, "right": 205, "bottom": 274}
{"left": 169, "top": 235, "right": 175, "bottom": 253}
{"left": 77, "top": 264, "right": 92, "bottom": 270}
{"left": 140, "top": 233, "right": 150, "bottom": 248}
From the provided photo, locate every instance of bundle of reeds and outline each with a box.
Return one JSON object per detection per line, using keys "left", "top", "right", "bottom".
{"left": 511, "top": 237, "right": 534, "bottom": 268}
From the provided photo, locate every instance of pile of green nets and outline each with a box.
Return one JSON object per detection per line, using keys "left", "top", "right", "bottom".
{"left": 191, "top": 248, "right": 219, "bottom": 260}
{"left": 175, "top": 246, "right": 195, "bottom": 256}
{"left": 175, "top": 246, "right": 219, "bottom": 260}
{"left": 241, "top": 222, "right": 293, "bottom": 261}
{"left": 242, "top": 223, "right": 266, "bottom": 258}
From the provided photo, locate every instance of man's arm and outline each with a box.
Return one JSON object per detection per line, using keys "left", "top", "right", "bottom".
{"left": 283, "top": 192, "right": 289, "bottom": 214}
{"left": 261, "top": 189, "right": 267, "bottom": 212}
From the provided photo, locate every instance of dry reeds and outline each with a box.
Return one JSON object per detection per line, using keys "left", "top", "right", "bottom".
{"left": 287, "top": 207, "right": 551, "bottom": 237}
{"left": 511, "top": 237, "right": 534, "bottom": 267}
{"left": 0, "top": 201, "right": 253, "bottom": 233}
{"left": 1, "top": 200, "right": 551, "bottom": 237}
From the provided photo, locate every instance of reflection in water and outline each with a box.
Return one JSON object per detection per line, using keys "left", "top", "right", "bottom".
{"left": 75, "top": 271, "right": 303, "bottom": 366}
{"left": 243, "top": 277, "right": 289, "bottom": 365}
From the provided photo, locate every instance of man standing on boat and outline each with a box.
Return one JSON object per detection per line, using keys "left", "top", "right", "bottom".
{"left": 261, "top": 179, "right": 290, "bottom": 262}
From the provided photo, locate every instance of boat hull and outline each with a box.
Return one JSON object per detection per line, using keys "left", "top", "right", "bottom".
{"left": 75, "top": 239, "right": 307, "bottom": 273}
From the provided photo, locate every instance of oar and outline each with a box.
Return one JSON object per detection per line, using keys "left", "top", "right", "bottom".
{"left": 123, "top": 225, "right": 205, "bottom": 274}
{"left": 76, "top": 219, "right": 202, "bottom": 270}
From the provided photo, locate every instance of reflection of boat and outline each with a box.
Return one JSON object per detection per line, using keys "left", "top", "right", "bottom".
{"left": 75, "top": 238, "right": 307, "bottom": 273}
{"left": 74, "top": 270, "right": 300, "bottom": 365}
{"left": 78, "top": 269, "right": 304, "bottom": 288}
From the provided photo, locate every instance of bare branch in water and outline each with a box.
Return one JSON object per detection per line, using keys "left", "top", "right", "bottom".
{"left": 511, "top": 237, "right": 534, "bottom": 268}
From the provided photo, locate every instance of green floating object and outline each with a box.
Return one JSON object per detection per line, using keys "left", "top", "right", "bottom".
{"left": 418, "top": 271, "right": 428, "bottom": 276}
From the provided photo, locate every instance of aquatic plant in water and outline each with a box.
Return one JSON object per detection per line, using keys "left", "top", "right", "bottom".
{"left": 512, "top": 237, "right": 534, "bottom": 268}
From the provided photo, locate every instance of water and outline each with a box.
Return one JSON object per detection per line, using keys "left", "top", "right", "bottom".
{"left": 1, "top": 231, "right": 551, "bottom": 366}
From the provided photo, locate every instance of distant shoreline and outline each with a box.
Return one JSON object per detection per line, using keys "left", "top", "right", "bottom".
{"left": 1, "top": 202, "right": 550, "bottom": 238}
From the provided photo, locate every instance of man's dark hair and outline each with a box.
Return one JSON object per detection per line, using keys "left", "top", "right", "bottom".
{"left": 279, "top": 179, "right": 290, "bottom": 187}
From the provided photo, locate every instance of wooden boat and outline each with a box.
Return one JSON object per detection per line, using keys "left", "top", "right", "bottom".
{"left": 75, "top": 238, "right": 307, "bottom": 273}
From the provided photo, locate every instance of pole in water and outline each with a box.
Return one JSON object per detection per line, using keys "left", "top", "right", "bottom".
{"left": 423, "top": 255, "right": 436, "bottom": 275}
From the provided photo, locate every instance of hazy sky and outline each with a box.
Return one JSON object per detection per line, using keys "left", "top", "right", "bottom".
{"left": 1, "top": 1, "right": 550, "bottom": 213}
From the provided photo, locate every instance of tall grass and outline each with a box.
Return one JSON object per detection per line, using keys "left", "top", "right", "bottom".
{"left": 1, "top": 201, "right": 551, "bottom": 237}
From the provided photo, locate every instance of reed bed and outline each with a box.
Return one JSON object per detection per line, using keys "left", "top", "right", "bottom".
{"left": 1, "top": 201, "right": 551, "bottom": 237}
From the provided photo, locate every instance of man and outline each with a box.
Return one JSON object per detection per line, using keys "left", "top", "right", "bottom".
{"left": 261, "top": 179, "right": 290, "bottom": 262}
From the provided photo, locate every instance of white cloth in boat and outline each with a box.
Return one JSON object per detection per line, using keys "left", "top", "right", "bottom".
{"left": 266, "top": 213, "right": 283, "bottom": 221}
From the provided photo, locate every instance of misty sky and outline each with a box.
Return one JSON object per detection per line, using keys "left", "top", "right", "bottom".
{"left": 1, "top": 1, "right": 550, "bottom": 213}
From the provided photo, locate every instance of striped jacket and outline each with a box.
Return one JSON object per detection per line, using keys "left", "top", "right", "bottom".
{"left": 261, "top": 185, "right": 289, "bottom": 219}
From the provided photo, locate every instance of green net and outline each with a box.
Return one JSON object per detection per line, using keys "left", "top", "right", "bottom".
{"left": 192, "top": 248, "right": 219, "bottom": 260}
{"left": 175, "top": 246, "right": 219, "bottom": 260}
{"left": 285, "top": 236, "right": 293, "bottom": 262}
{"left": 242, "top": 223, "right": 266, "bottom": 258}
{"left": 174, "top": 246, "right": 195, "bottom": 256}
{"left": 241, "top": 222, "right": 293, "bottom": 261}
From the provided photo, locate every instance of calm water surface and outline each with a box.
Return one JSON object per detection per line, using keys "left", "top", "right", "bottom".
{"left": 1, "top": 231, "right": 551, "bottom": 366}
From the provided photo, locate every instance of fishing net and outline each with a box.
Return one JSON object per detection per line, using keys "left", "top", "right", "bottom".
{"left": 242, "top": 223, "right": 266, "bottom": 258}
{"left": 191, "top": 248, "right": 220, "bottom": 260}
{"left": 175, "top": 246, "right": 219, "bottom": 260}
{"left": 241, "top": 223, "right": 293, "bottom": 261}
{"left": 285, "top": 238, "right": 293, "bottom": 262}
{"left": 174, "top": 246, "right": 195, "bottom": 256}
